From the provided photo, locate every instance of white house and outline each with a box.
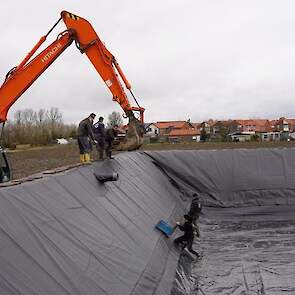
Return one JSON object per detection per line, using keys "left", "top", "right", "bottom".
{"left": 261, "top": 132, "right": 281, "bottom": 141}
{"left": 144, "top": 123, "right": 159, "bottom": 138}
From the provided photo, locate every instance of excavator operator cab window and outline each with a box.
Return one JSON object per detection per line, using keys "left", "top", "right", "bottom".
{"left": 0, "top": 147, "right": 11, "bottom": 183}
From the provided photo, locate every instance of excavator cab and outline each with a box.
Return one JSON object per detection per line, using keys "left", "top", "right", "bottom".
{"left": 0, "top": 147, "right": 11, "bottom": 183}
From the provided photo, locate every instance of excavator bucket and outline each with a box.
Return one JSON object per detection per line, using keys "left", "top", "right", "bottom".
{"left": 115, "top": 116, "right": 144, "bottom": 151}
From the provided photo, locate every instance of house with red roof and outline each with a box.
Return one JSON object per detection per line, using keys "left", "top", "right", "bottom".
{"left": 168, "top": 128, "right": 201, "bottom": 143}
{"left": 261, "top": 117, "right": 295, "bottom": 141}
{"left": 143, "top": 120, "right": 201, "bottom": 142}
{"left": 142, "top": 117, "right": 295, "bottom": 143}
{"left": 275, "top": 118, "right": 295, "bottom": 132}
{"left": 155, "top": 120, "right": 193, "bottom": 135}
{"left": 235, "top": 119, "right": 270, "bottom": 133}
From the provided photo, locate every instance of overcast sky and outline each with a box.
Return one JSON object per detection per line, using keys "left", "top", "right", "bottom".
{"left": 1, "top": 0, "right": 295, "bottom": 125}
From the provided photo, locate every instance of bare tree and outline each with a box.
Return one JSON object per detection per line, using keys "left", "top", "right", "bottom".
{"left": 47, "top": 107, "right": 63, "bottom": 124}
{"left": 14, "top": 110, "right": 23, "bottom": 125}
{"left": 46, "top": 107, "right": 63, "bottom": 140}
{"left": 107, "top": 111, "right": 123, "bottom": 127}
{"left": 13, "top": 110, "right": 25, "bottom": 143}
{"left": 22, "top": 109, "right": 37, "bottom": 126}
{"left": 3, "top": 107, "right": 76, "bottom": 147}
{"left": 37, "top": 109, "right": 46, "bottom": 124}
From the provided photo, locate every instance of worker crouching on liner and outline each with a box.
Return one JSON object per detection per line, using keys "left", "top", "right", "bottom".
{"left": 77, "top": 113, "right": 97, "bottom": 163}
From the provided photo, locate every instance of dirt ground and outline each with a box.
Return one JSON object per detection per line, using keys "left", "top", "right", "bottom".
{"left": 7, "top": 141, "right": 295, "bottom": 180}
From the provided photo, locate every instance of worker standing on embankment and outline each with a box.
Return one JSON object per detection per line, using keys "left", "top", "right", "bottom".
{"left": 105, "top": 125, "right": 119, "bottom": 159}
{"left": 93, "top": 116, "right": 105, "bottom": 160}
{"left": 77, "top": 113, "right": 96, "bottom": 163}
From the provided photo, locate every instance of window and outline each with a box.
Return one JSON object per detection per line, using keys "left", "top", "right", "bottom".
{"left": 283, "top": 124, "right": 289, "bottom": 131}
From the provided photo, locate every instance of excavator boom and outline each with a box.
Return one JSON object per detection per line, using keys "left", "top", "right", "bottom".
{"left": 61, "top": 12, "right": 145, "bottom": 151}
{"left": 62, "top": 12, "right": 132, "bottom": 113}
{"left": 0, "top": 11, "right": 145, "bottom": 182}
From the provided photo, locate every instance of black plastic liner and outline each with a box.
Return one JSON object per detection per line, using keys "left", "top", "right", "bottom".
{"left": 146, "top": 148, "right": 295, "bottom": 207}
{"left": 191, "top": 206, "right": 295, "bottom": 294}
{"left": 146, "top": 149, "right": 295, "bottom": 294}
{"left": 0, "top": 148, "right": 295, "bottom": 294}
{"left": 0, "top": 153, "right": 188, "bottom": 295}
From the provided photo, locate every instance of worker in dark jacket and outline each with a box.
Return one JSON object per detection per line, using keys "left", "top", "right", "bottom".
{"left": 174, "top": 214, "right": 199, "bottom": 257}
{"left": 93, "top": 116, "right": 105, "bottom": 160}
{"left": 77, "top": 113, "right": 96, "bottom": 163}
{"left": 188, "top": 193, "right": 203, "bottom": 224}
{"left": 105, "top": 125, "right": 119, "bottom": 159}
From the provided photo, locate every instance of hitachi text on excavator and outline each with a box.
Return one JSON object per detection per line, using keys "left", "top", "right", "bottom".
{"left": 0, "top": 11, "right": 145, "bottom": 183}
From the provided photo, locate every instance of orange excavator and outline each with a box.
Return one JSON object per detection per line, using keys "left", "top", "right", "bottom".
{"left": 0, "top": 11, "right": 145, "bottom": 183}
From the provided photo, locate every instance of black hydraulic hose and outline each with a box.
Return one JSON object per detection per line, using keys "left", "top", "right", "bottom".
{"left": 4, "top": 67, "right": 17, "bottom": 83}
{"left": 45, "top": 17, "right": 62, "bottom": 38}
{"left": 128, "top": 89, "right": 141, "bottom": 108}
{"left": 3, "top": 17, "right": 62, "bottom": 84}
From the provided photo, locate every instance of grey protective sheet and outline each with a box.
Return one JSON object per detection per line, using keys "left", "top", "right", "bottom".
{"left": 1, "top": 148, "right": 295, "bottom": 295}
{"left": 0, "top": 152, "right": 187, "bottom": 295}
{"left": 146, "top": 148, "right": 295, "bottom": 294}
{"left": 146, "top": 148, "right": 295, "bottom": 207}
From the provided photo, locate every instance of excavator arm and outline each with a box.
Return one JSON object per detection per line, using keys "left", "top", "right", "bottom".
{"left": 0, "top": 29, "right": 75, "bottom": 122}
{"left": 0, "top": 11, "right": 145, "bottom": 182}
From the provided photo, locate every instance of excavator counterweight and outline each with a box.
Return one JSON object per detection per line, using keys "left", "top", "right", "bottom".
{"left": 0, "top": 11, "right": 145, "bottom": 182}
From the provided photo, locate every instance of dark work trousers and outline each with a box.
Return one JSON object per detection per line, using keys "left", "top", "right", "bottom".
{"left": 174, "top": 235, "right": 199, "bottom": 256}
{"left": 78, "top": 136, "right": 91, "bottom": 154}
{"left": 174, "top": 234, "right": 190, "bottom": 247}
{"left": 186, "top": 236, "right": 199, "bottom": 256}
{"left": 95, "top": 137, "right": 105, "bottom": 159}
{"left": 105, "top": 140, "right": 113, "bottom": 158}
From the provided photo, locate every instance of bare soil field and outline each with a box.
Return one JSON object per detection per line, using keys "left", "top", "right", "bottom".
{"left": 7, "top": 141, "right": 295, "bottom": 180}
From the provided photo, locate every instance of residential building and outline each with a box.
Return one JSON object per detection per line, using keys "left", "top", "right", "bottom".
{"left": 210, "top": 120, "right": 240, "bottom": 140}
{"left": 261, "top": 131, "right": 281, "bottom": 141}
{"left": 197, "top": 119, "right": 216, "bottom": 134}
{"left": 144, "top": 123, "right": 159, "bottom": 137}
{"left": 142, "top": 117, "right": 295, "bottom": 143}
{"left": 276, "top": 117, "right": 295, "bottom": 132}
{"left": 229, "top": 133, "right": 252, "bottom": 142}
{"left": 235, "top": 119, "right": 270, "bottom": 133}
{"left": 155, "top": 121, "right": 193, "bottom": 135}
{"left": 168, "top": 128, "right": 201, "bottom": 143}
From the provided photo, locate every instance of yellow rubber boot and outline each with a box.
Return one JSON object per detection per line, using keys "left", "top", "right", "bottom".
{"left": 80, "top": 154, "right": 85, "bottom": 163}
{"left": 84, "top": 153, "right": 91, "bottom": 163}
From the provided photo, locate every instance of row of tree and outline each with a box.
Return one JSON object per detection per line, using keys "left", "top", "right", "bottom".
{"left": 3, "top": 107, "right": 76, "bottom": 147}
{"left": 2, "top": 108, "right": 124, "bottom": 148}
